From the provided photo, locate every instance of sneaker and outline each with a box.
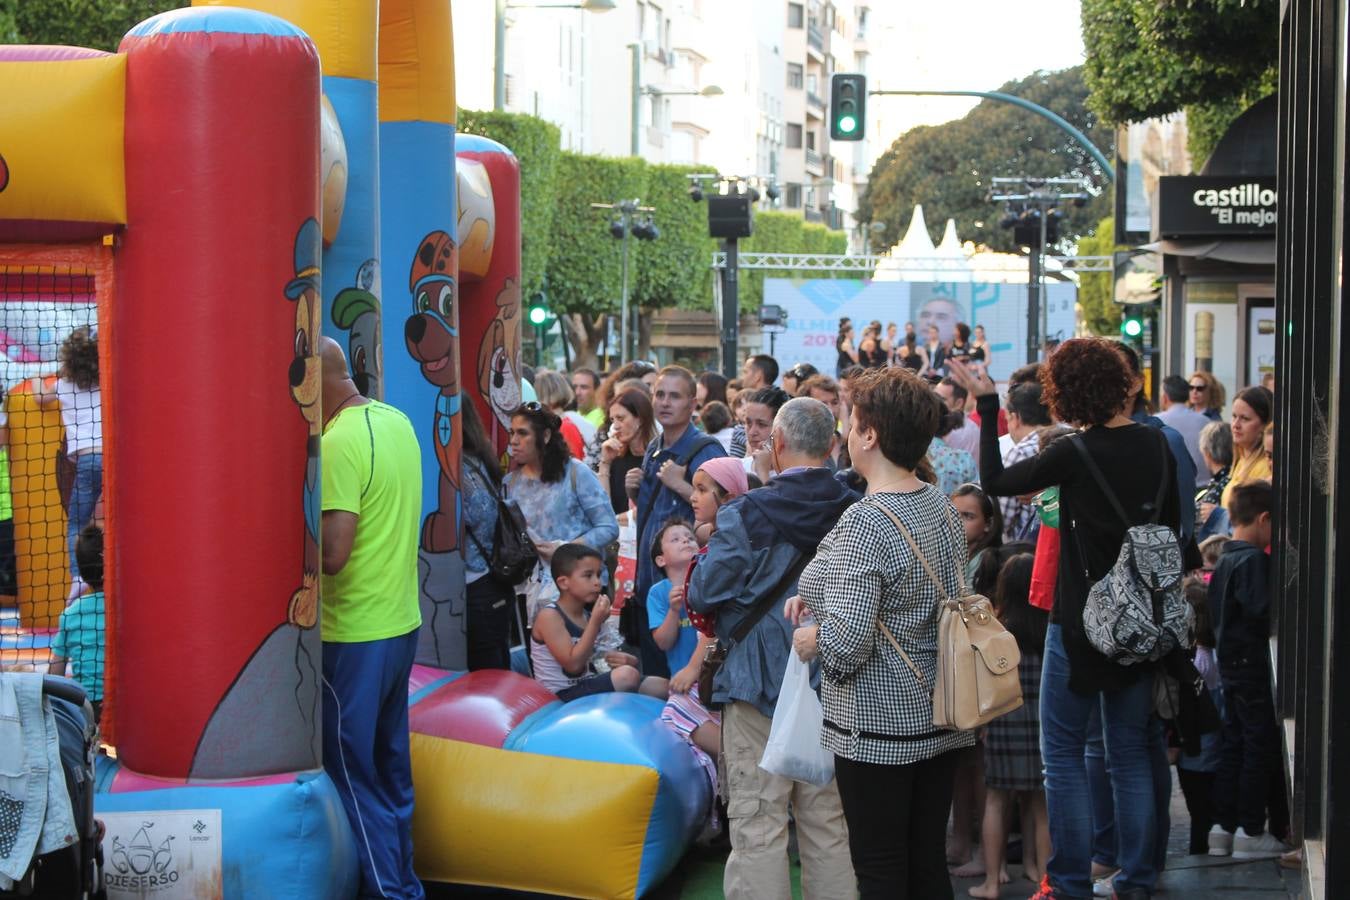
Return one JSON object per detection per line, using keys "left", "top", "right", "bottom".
{"left": 1028, "top": 874, "right": 1057, "bottom": 900}
{"left": 1092, "top": 873, "right": 1115, "bottom": 897}
{"left": 1208, "top": 824, "right": 1234, "bottom": 857}
{"left": 1232, "top": 826, "right": 1291, "bottom": 859}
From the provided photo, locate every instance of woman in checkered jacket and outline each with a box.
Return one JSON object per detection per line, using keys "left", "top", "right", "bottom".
{"left": 791, "top": 366, "right": 976, "bottom": 899}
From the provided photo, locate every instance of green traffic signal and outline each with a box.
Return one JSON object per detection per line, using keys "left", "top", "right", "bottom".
{"left": 1122, "top": 317, "right": 1143, "bottom": 338}
{"left": 528, "top": 304, "right": 548, "bottom": 326}
{"left": 830, "top": 73, "right": 866, "bottom": 141}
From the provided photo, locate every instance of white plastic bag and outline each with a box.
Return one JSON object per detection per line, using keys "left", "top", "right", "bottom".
{"left": 760, "top": 652, "right": 835, "bottom": 785}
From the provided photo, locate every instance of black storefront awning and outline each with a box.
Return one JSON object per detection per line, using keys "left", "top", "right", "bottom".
{"left": 1139, "top": 238, "right": 1276, "bottom": 266}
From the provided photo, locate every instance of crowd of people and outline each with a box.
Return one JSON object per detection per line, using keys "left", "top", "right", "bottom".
{"left": 457, "top": 321, "right": 1287, "bottom": 900}
{"left": 836, "top": 316, "right": 991, "bottom": 379}
{"left": 33, "top": 311, "right": 1286, "bottom": 899}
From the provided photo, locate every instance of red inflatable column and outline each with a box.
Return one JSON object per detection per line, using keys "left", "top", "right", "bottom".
{"left": 455, "top": 135, "right": 521, "bottom": 454}
{"left": 115, "top": 7, "right": 322, "bottom": 779}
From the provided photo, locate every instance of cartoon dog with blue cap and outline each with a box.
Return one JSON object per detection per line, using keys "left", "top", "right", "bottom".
{"left": 285, "top": 218, "right": 322, "bottom": 630}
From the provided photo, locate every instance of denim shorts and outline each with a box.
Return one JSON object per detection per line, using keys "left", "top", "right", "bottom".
{"left": 557, "top": 671, "right": 616, "bottom": 702}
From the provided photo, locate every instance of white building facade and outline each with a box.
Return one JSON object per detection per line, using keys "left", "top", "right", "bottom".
{"left": 452, "top": 1, "right": 869, "bottom": 235}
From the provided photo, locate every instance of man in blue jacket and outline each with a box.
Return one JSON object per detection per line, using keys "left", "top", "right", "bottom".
{"left": 630, "top": 366, "right": 726, "bottom": 675}
{"left": 689, "top": 397, "right": 858, "bottom": 900}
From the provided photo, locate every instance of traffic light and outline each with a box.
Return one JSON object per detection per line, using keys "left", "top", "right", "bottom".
{"left": 527, "top": 293, "right": 549, "bottom": 327}
{"left": 1120, "top": 308, "right": 1145, "bottom": 341}
{"left": 830, "top": 73, "right": 866, "bottom": 141}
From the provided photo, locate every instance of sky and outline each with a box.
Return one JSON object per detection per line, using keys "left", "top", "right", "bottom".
{"left": 864, "top": 0, "right": 1087, "bottom": 167}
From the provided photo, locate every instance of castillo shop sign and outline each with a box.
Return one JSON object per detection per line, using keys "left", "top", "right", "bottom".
{"left": 1156, "top": 175, "right": 1277, "bottom": 237}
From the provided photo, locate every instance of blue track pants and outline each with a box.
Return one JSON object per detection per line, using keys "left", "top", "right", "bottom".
{"left": 323, "top": 629, "right": 424, "bottom": 900}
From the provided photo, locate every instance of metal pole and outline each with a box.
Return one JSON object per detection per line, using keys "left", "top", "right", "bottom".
{"left": 1039, "top": 205, "right": 1049, "bottom": 355}
{"left": 494, "top": 0, "right": 507, "bottom": 111}
{"left": 629, "top": 43, "right": 642, "bottom": 157}
{"left": 721, "top": 238, "right": 739, "bottom": 378}
{"left": 620, "top": 206, "right": 632, "bottom": 364}
{"left": 1026, "top": 238, "right": 1041, "bottom": 365}
{"left": 871, "top": 89, "right": 1114, "bottom": 180}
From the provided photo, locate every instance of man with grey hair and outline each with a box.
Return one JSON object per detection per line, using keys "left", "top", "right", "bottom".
{"left": 688, "top": 397, "right": 859, "bottom": 899}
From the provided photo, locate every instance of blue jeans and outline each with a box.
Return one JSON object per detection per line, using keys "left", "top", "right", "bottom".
{"left": 1086, "top": 709, "right": 1172, "bottom": 875}
{"left": 1084, "top": 705, "right": 1115, "bottom": 867}
{"left": 68, "top": 453, "right": 102, "bottom": 579}
{"left": 1042, "top": 624, "right": 1158, "bottom": 897}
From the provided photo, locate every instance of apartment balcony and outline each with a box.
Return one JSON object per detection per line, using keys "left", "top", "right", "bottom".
{"left": 807, "top": 24, "right": 826, "bottom": 60}
{"left": 669, "top": 17, "right": 710, "bottom": 63}
{"left": 806, "top": 91, "right": 825, "bottom": 118}
{"left": 805, "top": 148, "right": 824, "bottom": 176}
{"left": 804, "top": 207, "right": 825, "bottom": 223}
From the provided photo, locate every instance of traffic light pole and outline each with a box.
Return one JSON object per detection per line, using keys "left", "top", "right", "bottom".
{"left": 620, "top": 211, "right": 632, "bottom": 364}
{"left": 868, "top": 89, "right": 1114, "bottom": 181}
{"left": 1026, "top": 241, "right": 1041, "bottom": 365}
{"left": 720, "top": 238, "right": 739, "bottom": 378}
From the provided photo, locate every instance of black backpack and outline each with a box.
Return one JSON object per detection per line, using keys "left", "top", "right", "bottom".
{"left": 466, "top": 459, "right": 538, "bottom": 586}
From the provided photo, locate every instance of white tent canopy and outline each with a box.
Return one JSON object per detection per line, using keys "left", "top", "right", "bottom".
{"left": 871, "top": 205, "right": 1075, "bottom": 284}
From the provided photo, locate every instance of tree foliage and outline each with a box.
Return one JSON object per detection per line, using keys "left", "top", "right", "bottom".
{"left": 633, "top": 163, "right": 718, "bottom": 312}
{"left": 738, "top": 212, "right": 848, "bottom": 312}
{"left": 1081, "top": 0, "right": 1278, "bottom": 127}
{"left": 1076, "top": 216, "right": 1122, "bottom": 336}
{"left": 457, "top": 109, "right": 562, "bottom": 302}
{"left": 2, "top": 0, "right": 177, "bottom": 50}
{"left": 859, "top": 67, "right": 1113, "bottom": 256}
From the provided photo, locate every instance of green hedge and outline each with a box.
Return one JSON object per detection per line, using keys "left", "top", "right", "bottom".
{"left": 634, "top": 163, "right": 719, "bottom": 311}
{"left": 738, "top": 212, "right": 849, "bottom": 312}
{"left": 450, "top": 114, "right": 846, "bottom": 320}
{"left": 1077, "top": 215, "right": 1121, "bottom": 335}
{"left": 548, "top": 153, "right": 650, "bottom": 317}
{"left": 457, "top": 109, "right": 562, "bottom": 301}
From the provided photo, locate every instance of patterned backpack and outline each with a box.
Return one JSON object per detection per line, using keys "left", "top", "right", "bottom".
{"left": 1071, "top": 434, "right": 1191, "bottom": 665}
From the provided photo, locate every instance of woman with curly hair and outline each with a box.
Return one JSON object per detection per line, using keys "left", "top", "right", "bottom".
{"left": 35, "top": 327, "right": 102, "bottom": 597}
{"left": 949, "top": 340, "right": 1200, "bottom": 900}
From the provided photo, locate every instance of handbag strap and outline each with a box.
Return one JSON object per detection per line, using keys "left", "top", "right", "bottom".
{"left": 1069, "top": 431, "right": 1169, "bottom": 529}
{"left": 869, "top": 498, "right": 952, "bottom": 604}
{"left": 877, "top": 619, "right": 929, "bottom": 689}
{"left": 729, "top": 552, "right": 813, "bottom": 644}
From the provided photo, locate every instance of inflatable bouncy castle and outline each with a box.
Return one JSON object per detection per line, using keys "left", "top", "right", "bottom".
{"left": 0, "top": 3, "right": 712, "bottom": 898}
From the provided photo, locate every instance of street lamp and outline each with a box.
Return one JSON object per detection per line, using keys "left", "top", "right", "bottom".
{"left": 992, "top": 176, "right": 1093, "bottom": 363}
{"left": 494, "top": 0, "right": 616, "bottom": 112}
{"left": 628, "top": 43, "right": 722, "bottom": 156}
{"left": 591, "top": 199, "right": 657, "bottom": 363}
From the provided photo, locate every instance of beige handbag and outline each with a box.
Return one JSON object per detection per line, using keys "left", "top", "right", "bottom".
{"left": 873, "top": 503, "right": 1024, "bottom": 731}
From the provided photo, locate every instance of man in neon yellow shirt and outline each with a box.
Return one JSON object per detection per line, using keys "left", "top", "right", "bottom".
{"left": 319, "top": 337, "right": 425, "bottom": 900}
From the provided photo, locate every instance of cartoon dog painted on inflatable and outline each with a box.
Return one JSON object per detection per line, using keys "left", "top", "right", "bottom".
{"left": 405, "top": 231, "right": 465, "bottom": 668}
{"left": 456, "top": 157, "right": 521, "bottom": 448}
{"left": 188, "top": 218, "right": 322, "bottom": 777}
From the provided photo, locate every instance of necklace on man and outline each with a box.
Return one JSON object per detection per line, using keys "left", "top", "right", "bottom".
{"left": 325, "top": 392, "right": 364, "bottom": 429}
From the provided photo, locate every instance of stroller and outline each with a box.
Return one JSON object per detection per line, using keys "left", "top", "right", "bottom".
{"left": 0, "top": 675, "right": 105, "bottom": 900}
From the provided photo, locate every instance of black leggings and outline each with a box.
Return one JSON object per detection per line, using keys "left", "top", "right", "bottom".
{"left": 834, "top": 749, "right": 960, "bottom": 900}
{"left": 1176, "top": 767, "right": 1215, "bottom": 855}
{"left": 465, "top": 576, "right": 513, "bottom": 671}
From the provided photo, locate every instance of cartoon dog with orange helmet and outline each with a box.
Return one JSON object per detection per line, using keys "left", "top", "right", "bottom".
{"left": 404, "top": 231, "right": 465, "bottom": 668}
